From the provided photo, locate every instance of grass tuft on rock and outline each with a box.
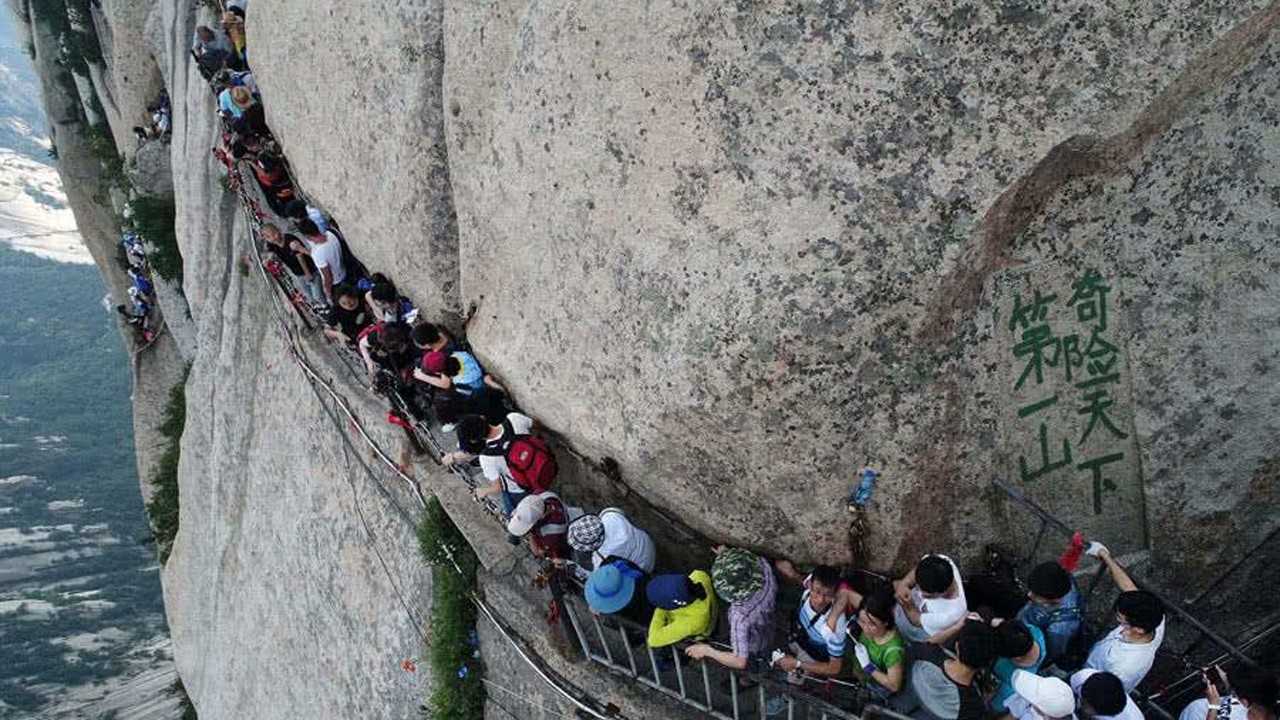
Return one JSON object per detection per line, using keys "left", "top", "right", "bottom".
{"left": 145, "top": 369, "right": 188, "bottom": 564}
{"left": 172, "top": 678, "right": 198, "bottom": 719}
{"left": 417, "top": 499, "right": 486, "bottom": 720}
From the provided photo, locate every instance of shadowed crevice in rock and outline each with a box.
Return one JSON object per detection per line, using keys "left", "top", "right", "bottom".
{"left": 922, "top": 0, "right": 1280, "bottom": 344}
{"left": 424, "top": 18, "right": 464, "bottom": 328}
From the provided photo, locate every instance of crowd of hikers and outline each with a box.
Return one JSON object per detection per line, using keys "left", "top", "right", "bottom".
{"left": 180, "top": 5, "right": 1280, "bottom": 720}
{"left": 115, "top": 230, "right": 158, "bottom": 344}
{"left": 131, "top": 91, "right": 171, "bottom": 145}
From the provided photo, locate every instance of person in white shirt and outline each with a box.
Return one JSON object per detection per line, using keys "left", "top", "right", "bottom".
{"left": 1071, "top": 669, "right": 1144, "bottom": 720}
{"left": 1005, "top": 669, "right": 1077, "bottom": 720}
{"left": 565, "top": 508, "right": 656, "bottom": 574}
{"left": 292, "top": 219, "right": 346, "bottom": 304}
{"left": 893, "top": 553, "right": 969, "bottom": 644}
{"left": 1083, "top": 543, "right": 1165, "bottom": 692}
{"left": 442, "top": 412, "right": 536, "bottom": 513}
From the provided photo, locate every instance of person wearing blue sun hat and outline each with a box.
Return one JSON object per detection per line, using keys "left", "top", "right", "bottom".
{"left": 584, "top": 558, "right": 652, "bottom": 624}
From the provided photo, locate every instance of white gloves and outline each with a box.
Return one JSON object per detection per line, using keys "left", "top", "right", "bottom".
{"left": 770, "top": 649, "right": 787, "bottom": 667}
{"left": 1086, "top": 541, "right": 1109, "bottom": 557}
{"left": 855, "top": 643, "right": 875, "bottom": 674}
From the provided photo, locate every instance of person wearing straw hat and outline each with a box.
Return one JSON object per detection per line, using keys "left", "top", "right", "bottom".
{"left": 685, "top": 546, "right": 777, "bottom": 671}
{"left": 1005, "top": 669, "right": 1077, "bottom": 720}
{"left": 218, "top": 85, "right": 256, "bottom": 120}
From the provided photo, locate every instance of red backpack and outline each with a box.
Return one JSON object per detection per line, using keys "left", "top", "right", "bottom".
{"left": 494, "top": 419, "right": 557, "bottom": 493}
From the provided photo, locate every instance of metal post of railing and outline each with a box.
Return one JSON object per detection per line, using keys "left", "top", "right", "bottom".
{"left": 787, "top": 694, "right": 795, "bottom": 720}
{"left": 647, "top": 644, "right": 662, "bottom": 686}
{"left": 758, "top": 682, "right": 767, "bottom": 720}
{"left": 991, "top": 479, "right": 1260, "bottom": 670}
{"left": 701, "top": 660, "right": 714, "bottom": 710}
{"left": 1141, "top": 696, "right": 1177, "bottom": 720}
{"left": 673, "top": 646, "right": 688, "bottom": 698}
{"left": 618, "top": 626, "right": 638, "bottom": 677}
{"left": 730, "top": 673, "right": 740, "bottom": 720}
{"left": 591, "top": 614, "right": 614, "bottom": 665}
{"left": 563, "top": 599, "right": 592, "bottom": 659}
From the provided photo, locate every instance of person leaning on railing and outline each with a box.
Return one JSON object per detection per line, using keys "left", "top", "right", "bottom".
{"left": 685, "top": 547, "right": 777, "bottom": 672}
{"left": 645, "top": 572, "right": 717, "bottom": 648}
{"left": 770, "top": 564, "right": 848, "bottom": 680}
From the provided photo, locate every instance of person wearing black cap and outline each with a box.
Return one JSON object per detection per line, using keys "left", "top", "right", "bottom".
{"left": 1017, "top": 560, "right": 1084, "bottom": 669}
{"left": 645, "top": 571, "right": 716, "bottom": 648}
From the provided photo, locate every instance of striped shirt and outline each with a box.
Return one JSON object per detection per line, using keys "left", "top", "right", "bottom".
{"left": 729, "top": 557, "right": 778, "bottom": 659}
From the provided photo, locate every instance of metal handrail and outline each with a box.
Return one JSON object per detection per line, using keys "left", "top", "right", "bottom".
{"left": 560, "top": 592, "right": 912, "bottom": 720}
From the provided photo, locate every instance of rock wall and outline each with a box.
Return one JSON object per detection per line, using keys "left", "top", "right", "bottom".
{"left": 90, "top": 0, "right": 165, "bottom": 161}
{"left": 249, "top": 0, "right": 463, "bottom": 325}
{"left": 438, "top": 0, "right": 1279, "bottom": 575}
{"left": 246, "top": 0, "right": 1280, "bottom": 589}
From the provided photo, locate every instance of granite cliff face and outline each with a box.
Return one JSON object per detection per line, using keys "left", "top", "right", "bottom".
{"left": 26, "top": 0, "right": 1280, "bottom": 717}
{"left": 255, "top": 0, "right": 1280, "bottom": 567}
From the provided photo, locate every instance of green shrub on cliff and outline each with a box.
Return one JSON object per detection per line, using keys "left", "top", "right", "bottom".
{"left": 417, "top": 500, "right": 485, "bottom": 720}
{"left": 146, "top": 369, "right": 189, "bottom": 564}
{"left": 29, "top": 0, "right": 103, "bottom": 74}
{"left": 131, "top": 195, "right": 182, "bottom": 282}
{"left": 85, "top": 124, "right": 127, "bottom": 194}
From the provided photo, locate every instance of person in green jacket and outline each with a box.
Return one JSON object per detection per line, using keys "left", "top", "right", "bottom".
{"left": 646, "top": 571, "right": 717, "bottom": 648}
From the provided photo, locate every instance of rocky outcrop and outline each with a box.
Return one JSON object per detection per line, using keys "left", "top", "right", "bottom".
{"left": 25, "top": 0, "right": 438, "bottom": 717}
{"left": 89, "top": 0, "right": 165, "bottom": 161}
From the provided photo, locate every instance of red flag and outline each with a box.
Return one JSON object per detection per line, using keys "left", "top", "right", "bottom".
{"left": 1059, "top": 531, "right": 1085, "bottom": 572}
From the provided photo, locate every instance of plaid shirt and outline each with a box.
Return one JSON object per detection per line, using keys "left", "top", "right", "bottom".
{"left": 729, "top": 557, "right": 778, "bottom": 659}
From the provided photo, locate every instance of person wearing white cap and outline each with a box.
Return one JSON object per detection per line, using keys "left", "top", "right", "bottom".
{"left": 506, "top": 491, "right": 580, "bottom": 560}
{"left": 1005, "top": 669, "right": 1077, "bottom": 720}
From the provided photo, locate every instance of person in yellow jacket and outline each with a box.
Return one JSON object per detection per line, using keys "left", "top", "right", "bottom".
{"left": 646, "top": 571, "right": 717, "bottom": 648}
